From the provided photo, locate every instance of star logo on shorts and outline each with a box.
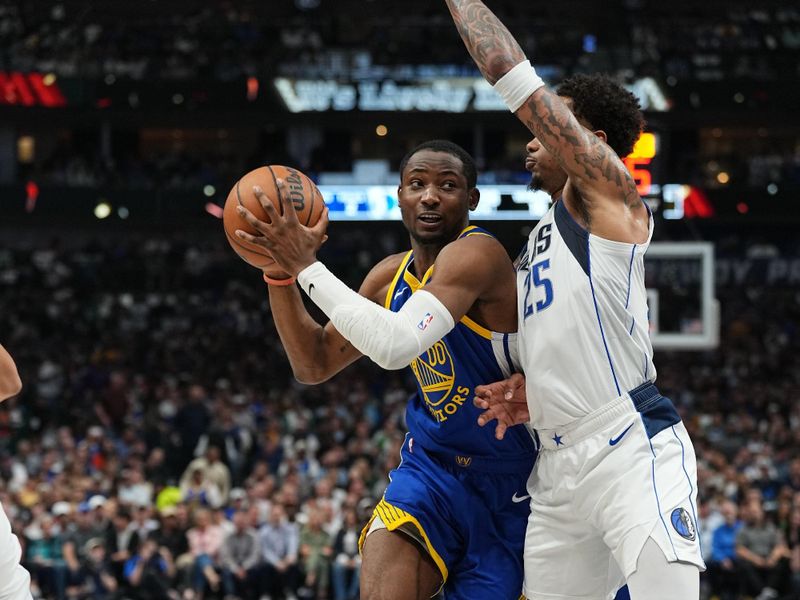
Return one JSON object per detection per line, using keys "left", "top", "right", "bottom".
{"left": 552, "top": 433, "right": 564, "bottom": 446}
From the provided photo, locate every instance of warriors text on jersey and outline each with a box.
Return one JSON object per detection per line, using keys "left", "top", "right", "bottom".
{"left": 516, "top": 200, "right": 655, "bottom": 430}
{"left": 387, "top": 226, "right": 537, "bottom": 464}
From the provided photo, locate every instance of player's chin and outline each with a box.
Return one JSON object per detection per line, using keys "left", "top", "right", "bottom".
{"left": 410, "top": 227, "right": 449, "bottom": 245}
{"left": 527, "top": 174, "right": 544, "bottom": 192}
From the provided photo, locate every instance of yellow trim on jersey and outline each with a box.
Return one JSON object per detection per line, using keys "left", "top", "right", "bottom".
{"left": 386, "top": 228, "right": 495, "bottom": 338}
{"left": 384, "top": 251, "right": 414, "bottom": 309}
{"left": 459, "top": 315, "right": 493, "bottom": 339}
{"left": 420, "top": 265, "right": 435, "bottom": 287}
{"left": 460, "top": 224, "right": 493, "bottom": 239}
{"left": 389, "top": 227, "right": 489, "bottom": 304}
{"left": 359, "top": 498, "right": 449, "bottom": 583}
{"left": 403, "top": 268, "right": 421, "bottom": 292}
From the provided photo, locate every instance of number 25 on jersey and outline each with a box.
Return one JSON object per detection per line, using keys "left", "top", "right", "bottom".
{"left": 523, "top": 224, "right": 554, "bottom": 320}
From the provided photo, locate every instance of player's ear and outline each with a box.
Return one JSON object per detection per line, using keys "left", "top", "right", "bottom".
{"left": 468, "top": 188, "right": 480, "bottom": 211}
{"left": 593, "top": 130, "right": 608, "bottom": 145}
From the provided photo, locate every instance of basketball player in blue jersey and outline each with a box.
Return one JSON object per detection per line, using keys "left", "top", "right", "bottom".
{"left": 0, "top": 343, "right": 34, "bottom": 599}
{"left": 235, "top": 140, "right": 537, "bottom": 599}
{"left": 440, "top": 2, "right": 705, "bottom": 599}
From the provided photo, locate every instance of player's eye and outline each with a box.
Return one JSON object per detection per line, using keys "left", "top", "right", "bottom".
{"left": 441, "top": 181, "right": 456, "bottom": 190}
{"left": 409, "top": 180, "right": 423, "bottom": 188}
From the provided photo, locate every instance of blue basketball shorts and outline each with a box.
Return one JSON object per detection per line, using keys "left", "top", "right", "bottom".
{"left": 361, "top": 435, "right": 532, "bottom": 600}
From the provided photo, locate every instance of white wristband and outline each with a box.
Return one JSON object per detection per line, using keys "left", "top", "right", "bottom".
{"left": 493, "top": 60, "right": 545, "bottom": 113}
{"left": 297, "top": 261, "right": 455, "bottom": 370}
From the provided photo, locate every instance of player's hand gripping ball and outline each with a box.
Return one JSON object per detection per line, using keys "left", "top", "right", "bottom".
{"left": 223, "top": 165, "right": 325, "bottom": 280}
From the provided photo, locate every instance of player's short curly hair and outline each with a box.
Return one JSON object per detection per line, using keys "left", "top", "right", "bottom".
{"left": 557, "top": 74, "right": 645, "bottom": 157}
{"left": 399, "top": 140, "right": 478, "bottom": 189}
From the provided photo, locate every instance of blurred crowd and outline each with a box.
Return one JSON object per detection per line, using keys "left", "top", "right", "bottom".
{"left": 628, "top": 5, "right": 800, "bottom": 83}
{"left": 1, "top": 1, "right": 797, "bottom": 83}
{"left": 33, "top": 148, "right": 244, "bottom": 193}
{"left": 0, "top": 234, "right": 405, "bottom": 600}
{"left": 0, "top": 228, "right": 798, "bottom": 600}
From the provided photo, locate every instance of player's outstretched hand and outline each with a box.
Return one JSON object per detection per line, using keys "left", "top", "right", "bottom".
{"left": 235, "top": 180, "right": 329, "bottom": 277}
{"left": 474, "top": 372, "right": 529, "bottom": 440}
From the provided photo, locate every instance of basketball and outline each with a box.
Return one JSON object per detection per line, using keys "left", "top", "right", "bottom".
{"left": 223, "top": 165, "right": 326, "bottom": 278}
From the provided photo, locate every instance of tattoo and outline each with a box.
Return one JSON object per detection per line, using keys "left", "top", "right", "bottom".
{"left": 445, "top": 0, "right": 525, "bottom": 84}
{"left": 524, "top": 90, "right": 640, "bottom": 209}
{"left": 446, "top": 0, "right": 640, "bottom": 208}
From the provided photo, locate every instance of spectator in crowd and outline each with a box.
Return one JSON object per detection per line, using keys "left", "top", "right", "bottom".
{"left": 24, "top": 514, "right": 66, "bottom": 600}
{"left": 181, "top": 445, "right": 232, "bottom": 505}
{"left": 331, "top": 508, "right": 361, "bottom": 600}
{"left": 105, "top": 507, "right": 140, "bottom": 584}
{"left": 225, "top": 488, "right": 248, "bottom": 520}
{"left": 787, "top": 503, "right": 800, "bottom": 596}
{"left": 258, "top": 503, "right": 301, "bottom": 600}
{"left": 119, "top": 468, "right": 155, "bottom": 508}
{"left": 186, "top": 507, "right": 224, "bottom": 597}
{"left": 61, "top": 504, "right": 97, "bottom": 596}
{"left": 736, "top": 499, "right": 791, "bottom": 599}
{"left": 82, "top": 537, "right": 118, "bottom": 599}
{"left": 298, "top": 508, "right": 332, "bottom": 600}
{"left": 128, "top": 504, "right": 160, "bottom": 544}
{"left": 207, "top": 404, "right": 253, "bottom": 484}
{"left": 155, "top": 506, "right": 190, "bottom": 567}
{"left": 144, "top": 447, "right": 170, "bottom": 489}
{"left": 124, "top": 535, "right": 178, "bottom": 600}
{"left": 181, "top": 466, "right": 224, "bottom": 510}
{"left": 174, "top": 385, "right": 212, "bottom": 468}
{"left": 698, "top": 498, "right": 724, "bottom": 565}
{"left": 219, "top": 509, "right": 261, "bottom": 600}
{"left": 707, "top": 500, "right": 743, "bottom": 600}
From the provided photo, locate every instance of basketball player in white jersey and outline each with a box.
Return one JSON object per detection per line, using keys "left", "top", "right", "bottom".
{"left": 442, "top": 1, "right": 704, "bottom": 599}
{"left": 0, "top": 343, "right": 33, "bottom": 599}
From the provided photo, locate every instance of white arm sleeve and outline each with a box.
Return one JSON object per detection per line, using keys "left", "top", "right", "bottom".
{"left": 297, "top": 261, "right": 455, "bottom": 370}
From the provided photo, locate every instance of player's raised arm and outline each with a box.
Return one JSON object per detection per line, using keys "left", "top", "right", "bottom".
{"left": 443, "top": 0, "right": 640, "bottom": 209}
{"left": 0, "top": 343, "right": 22, "bottom": 401}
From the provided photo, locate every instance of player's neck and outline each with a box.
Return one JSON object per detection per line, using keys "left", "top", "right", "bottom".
{"left": 409, "top": 241, "right": 444, "bottom": 279}
{"left": 549, "top": 184, "right": 565, "bottom": 202}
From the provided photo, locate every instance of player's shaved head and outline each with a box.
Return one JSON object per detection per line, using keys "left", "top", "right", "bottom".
{"left": 400, "top": 140, "right": 477, "bottom": 189}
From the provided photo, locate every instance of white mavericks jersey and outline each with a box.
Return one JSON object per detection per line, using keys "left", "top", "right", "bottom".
{"left": 517, "top": 200, "right": 655, "bottom": 430}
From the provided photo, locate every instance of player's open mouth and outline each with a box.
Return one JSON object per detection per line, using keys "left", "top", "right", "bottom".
{"left": 418, "top": 213, "right": 442, "bottom": 224}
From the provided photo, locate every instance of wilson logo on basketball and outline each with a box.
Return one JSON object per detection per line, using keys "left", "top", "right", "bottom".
{"left": 284, "top": 168, "right": 306, "bottom": 212}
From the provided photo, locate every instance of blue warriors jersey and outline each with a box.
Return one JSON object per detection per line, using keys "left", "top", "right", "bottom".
{"left": 386, "top": 226, "right": 537, "bottom": 466}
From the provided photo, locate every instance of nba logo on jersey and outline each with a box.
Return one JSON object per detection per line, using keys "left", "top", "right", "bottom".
{"left": 417, "top": 313, "right": 434, "bottom": 331}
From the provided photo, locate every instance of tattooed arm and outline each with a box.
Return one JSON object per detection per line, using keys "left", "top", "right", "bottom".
{"left": 444, "top": 0, "right": 641, "bottom": 211}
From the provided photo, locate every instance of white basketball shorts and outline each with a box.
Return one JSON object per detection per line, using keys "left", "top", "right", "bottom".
{"left": 522, "top": 383, "right": 705, "bottom": 600}
{"left": 0, "top": 502, "right": 32, "bottom": 600}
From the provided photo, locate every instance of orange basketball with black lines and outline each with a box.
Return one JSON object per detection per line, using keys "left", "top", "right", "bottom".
{"left": 223, "top": 165, "right": 325, "bottom": 278}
